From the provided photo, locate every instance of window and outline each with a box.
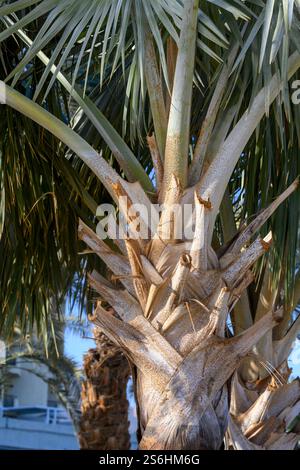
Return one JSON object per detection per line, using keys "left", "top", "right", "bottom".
{"left": 3, "top": 394, "right": 16, "bottom": 407}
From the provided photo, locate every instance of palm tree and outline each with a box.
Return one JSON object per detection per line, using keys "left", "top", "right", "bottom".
{"left": 79, "top": 325, "right": 131, "bottom": 450}
{"left": 1, "top": 0, "right": 300, "bottom": 449}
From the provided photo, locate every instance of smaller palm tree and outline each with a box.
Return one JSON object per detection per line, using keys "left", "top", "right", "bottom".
{"left": 79, "top": 323, "right": 131, "bottom": 450}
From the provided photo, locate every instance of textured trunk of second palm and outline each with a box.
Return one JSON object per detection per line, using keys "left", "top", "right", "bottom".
{"left": 79, "top": 329, "right": 130, "bottom": 450}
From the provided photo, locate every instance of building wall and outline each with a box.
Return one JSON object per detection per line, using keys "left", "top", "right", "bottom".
{"left": 7, "top": 360, "right": 49, "bottom": 407}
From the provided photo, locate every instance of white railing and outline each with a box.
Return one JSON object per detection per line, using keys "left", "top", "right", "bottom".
{"left": 0, "top": 406, "right": 71, "bottom": 425}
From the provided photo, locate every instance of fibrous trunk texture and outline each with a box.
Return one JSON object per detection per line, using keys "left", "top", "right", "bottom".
{"left": 79, "top": 328, "right": 130, "bottom": 450}
{"left": 79, "top": 177, "right": 300, "bottom": 450}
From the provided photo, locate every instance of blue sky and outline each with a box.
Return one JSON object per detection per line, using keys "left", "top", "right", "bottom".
{"left": 289, "top": 339, "right": 300, "bottom": 378}
{"left": 65, "top": 329, "right": 94, "bottom": 365}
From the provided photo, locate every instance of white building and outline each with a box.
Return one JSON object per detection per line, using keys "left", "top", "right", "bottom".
{"left": 0, "top": 340, "right": 79, "bottom": 450}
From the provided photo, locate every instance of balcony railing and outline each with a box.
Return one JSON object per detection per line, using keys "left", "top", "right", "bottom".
{"left": 0, "top": 406, "right": 72, "bottom": 426}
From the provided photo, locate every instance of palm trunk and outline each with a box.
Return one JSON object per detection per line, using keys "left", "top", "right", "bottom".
{"left": 80, "top": 179, "right": 299, "bottom": 450}
{"left": 136, "top": 358, "right": 229, "bottom": 450}
{"left": 79, "top": 328, "right": 130, "bottom": 450}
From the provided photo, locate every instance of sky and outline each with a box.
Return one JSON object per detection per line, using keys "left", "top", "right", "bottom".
{"left": 289, "top": 339, "right": 300, "bottom": 378}
{"left": 64, "top": 330, "right": 94, "bottom": 366}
